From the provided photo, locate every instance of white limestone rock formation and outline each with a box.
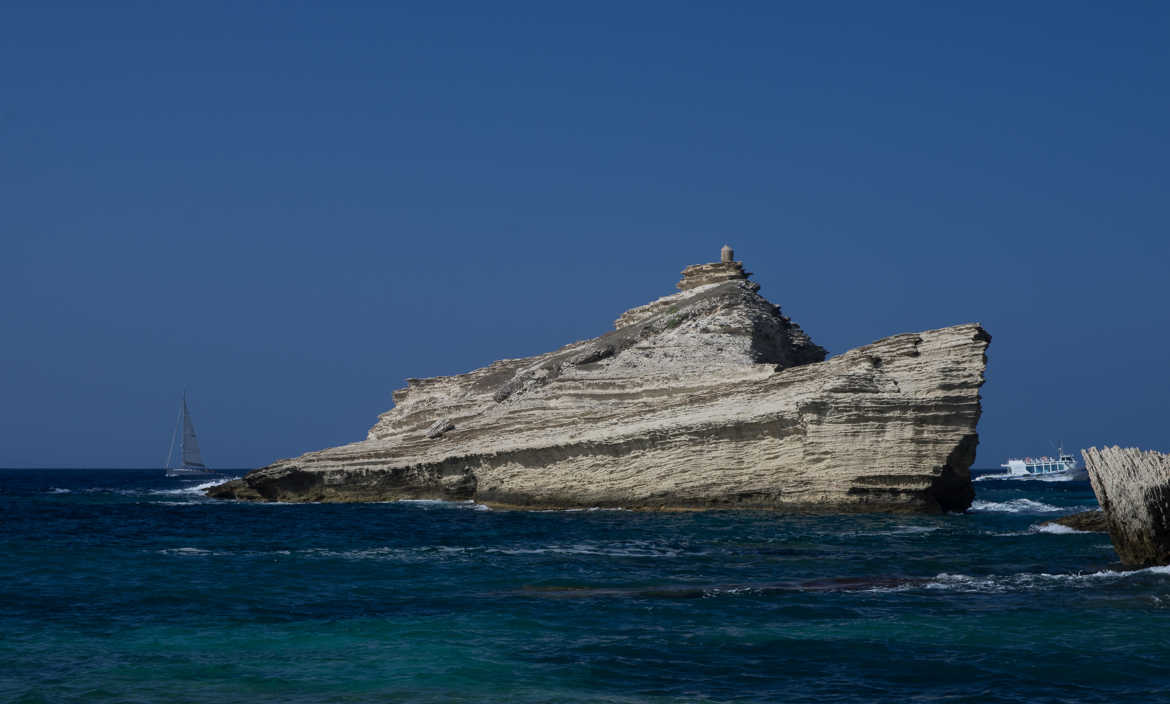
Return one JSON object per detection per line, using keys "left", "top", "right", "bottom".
{"left": 208, "top": 250, "right": 990, "bottom": 512}
{"left": 1082, "top": 446, "right": 1170, "bottom": 566}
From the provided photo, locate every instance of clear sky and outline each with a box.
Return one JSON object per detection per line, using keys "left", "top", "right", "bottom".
{"left": 2, "top": 1, "right": 1167, "bottom": 468}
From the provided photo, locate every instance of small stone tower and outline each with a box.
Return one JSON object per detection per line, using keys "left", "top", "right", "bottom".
{"left": 676, "top": 245, "right": 754, "bottom": 291}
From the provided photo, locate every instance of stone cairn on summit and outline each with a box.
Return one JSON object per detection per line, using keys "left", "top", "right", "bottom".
{"left": 677, "top": 244, "right": 755, "bottom": 291}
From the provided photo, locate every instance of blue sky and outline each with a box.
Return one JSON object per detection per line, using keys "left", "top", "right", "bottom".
{"left": 2, "top": 1, "right": 1167, "bottom": 468}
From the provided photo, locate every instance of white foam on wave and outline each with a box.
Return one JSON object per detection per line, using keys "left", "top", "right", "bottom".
{"left": 535, "top": 507, "right": 630, "bottom": 513}
{"left": 704, "top": 586, "right": 759, "bottom": 597}
{"left": 867, "top": 565, "right": 1170, "bottom": 594}
{"left": 47, "top": 487, "right": 71, "bottom": 494}
{"left": 189, "top": 477, "right": 237, "bottom": 492}
{"left": 1032, "top": 523, "right": 1089, "bottom": 535}
{"left": 984, "top": 522, "right": 1094, "bottom": 537}
{"left": 302, "top": 546, "right": 462, "bottom": 561}
{"left": 151, "top": 477, "right": 241, "bottom": 496}
{"left": 893, "top": 525, "right": 940, "bottom": 534}
{"left": 299, "top": 540, "right": 693, "bottom": 561}
{"left": 490, "top": 542, "right": 688, "bottom": 558}
{"left": 156, "top": 546, "right": 296, "bottom": 557}
{"left": 241, "top": 500, "right": 304, "bottom": 506}
{"left": 394, "top": 498, "right": 492, "bottom": 511}
{"left": 851, "top": 525, "right": 940, "bottom": 537}
{"left": 158, "top": 547, "right": 212, "bottom": 556}
{"left": 969, "top": 498, "right": 1065, "bottom": 514}
{"left": 304, "top": 546, "right": 407, "bottom": 560}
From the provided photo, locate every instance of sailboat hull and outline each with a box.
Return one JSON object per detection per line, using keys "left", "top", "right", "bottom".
{"left": 165, "top": 467, "right": 217, "bottom": 478}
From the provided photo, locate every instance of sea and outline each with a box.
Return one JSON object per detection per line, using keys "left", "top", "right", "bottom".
{"left": 3, "top": 468, "right": 1169, "bottom": 703}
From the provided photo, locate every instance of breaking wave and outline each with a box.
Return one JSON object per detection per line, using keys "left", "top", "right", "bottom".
{"left": 863, "top": 565, "right": 1170, "bottom": 594}
{"left": 534, "top": 507, "right": 631, "bottom": 513}
{"left": 984, "top": 522, "right": 1094, "bottom": 537}
{"left": 157, "top": 547, "right": 213, "bottom": 556}
{"left": 1032, "top": 523, "right": 1090, "bottom": 535}
{"left": 154, "top": 539, "right": 698, "bottom": 563}
{"left": 151, "top": 477, "right": 240, "bottom": 496}
{"left": 394, "top": 499, "right": 492, "bottom": 511}
{"left": 488, "top": 541, "right": 691, "bottom": 558}
{"left": 969, "top": 499, "right": 1065, "bottom": 514}
{"left": 851, "top": 525, "right": 940, "bottom": 537}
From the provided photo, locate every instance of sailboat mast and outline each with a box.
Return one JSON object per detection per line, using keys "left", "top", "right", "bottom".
{"left": 163, "top": 400, "right": 182, "bottom": 469}
{"left": 180, "top": 392, "right": 188, "bottom": 462}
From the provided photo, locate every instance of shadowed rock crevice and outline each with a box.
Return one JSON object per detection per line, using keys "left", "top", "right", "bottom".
{"left": 209, "top": 249, "right": 989, "bottom": 512}
{"left": 928, "top": 433, "right": 979, "bottom": 512}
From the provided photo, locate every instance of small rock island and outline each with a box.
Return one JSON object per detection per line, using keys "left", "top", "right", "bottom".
{"left": 209, "top": 247, "right": 990, "bottom": 512}
{"left": 1082, "top": 446, "right": 1170, "bottom": 566}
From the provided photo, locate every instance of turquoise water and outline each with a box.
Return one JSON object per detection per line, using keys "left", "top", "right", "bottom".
{"left": 2, "top": 469, "right": 1168, "bottom": 703}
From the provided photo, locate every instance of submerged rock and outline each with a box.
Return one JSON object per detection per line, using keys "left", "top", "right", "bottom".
{"left": 1082, "top": 446, "right": 1170, "bottom": 566}
{"left": 1042, "top": 510, "right": 1108, "bottom": 533}
{"left": 209, "top": 248, "right": 990, "bottom": 512}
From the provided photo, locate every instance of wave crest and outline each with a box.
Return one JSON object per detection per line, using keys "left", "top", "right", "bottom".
{"left": 969, "top": 498, "right": 1065, "bottom": 514}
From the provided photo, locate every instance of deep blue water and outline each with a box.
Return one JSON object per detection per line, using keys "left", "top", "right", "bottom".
{"left": 2, "top": 469, "right": 1168, "bottom": 703}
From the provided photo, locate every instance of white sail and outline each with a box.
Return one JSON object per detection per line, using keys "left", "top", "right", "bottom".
{"left": 180, "top": 397, "right": 206, "bottom": 468}
{"left": 165, "top": 392, "right": 213, "bottom": 477}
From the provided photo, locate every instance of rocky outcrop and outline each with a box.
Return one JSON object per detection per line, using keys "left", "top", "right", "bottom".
{"left": 208, "top": 250, "right": 990, "bottom": 512}
{"left": 674, "top": 244, "right": 752, "bottom": 291}
{"left": 1042, "top": 510, "right": 1108, "bottom": 533}
{"left": 676, "top": 260, "right": 752, "bottom": 290}
{"left": 1083, "top": 446, "right": 1170, "bottom": 566}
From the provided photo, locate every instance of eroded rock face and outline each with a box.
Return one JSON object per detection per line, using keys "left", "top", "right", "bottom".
{"left": 1083, "top": 446, "right": 1170, "bottom": 566}
{"left": 209, "top": 255, "right": 989, "bottom": 512}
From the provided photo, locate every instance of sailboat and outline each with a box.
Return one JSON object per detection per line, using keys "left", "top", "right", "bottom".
{"left": 164, "top": 392, "right": 217, "bottom": 478}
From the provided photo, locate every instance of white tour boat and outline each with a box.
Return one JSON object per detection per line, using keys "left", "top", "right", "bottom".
{"left": 1000, "top": 447, "right": 1080, "bottom": 477}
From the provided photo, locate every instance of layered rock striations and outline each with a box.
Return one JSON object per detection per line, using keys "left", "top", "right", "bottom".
{"left": 1082, "top": 446, "right": 1170, "bottom": 566}
{"left": 209, "top": 249, "right": 990, "bottom": 512}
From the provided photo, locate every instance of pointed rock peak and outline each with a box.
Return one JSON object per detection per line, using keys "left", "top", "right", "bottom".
{"left": 677, "top": 245, "right": 753, "bottom": 291}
